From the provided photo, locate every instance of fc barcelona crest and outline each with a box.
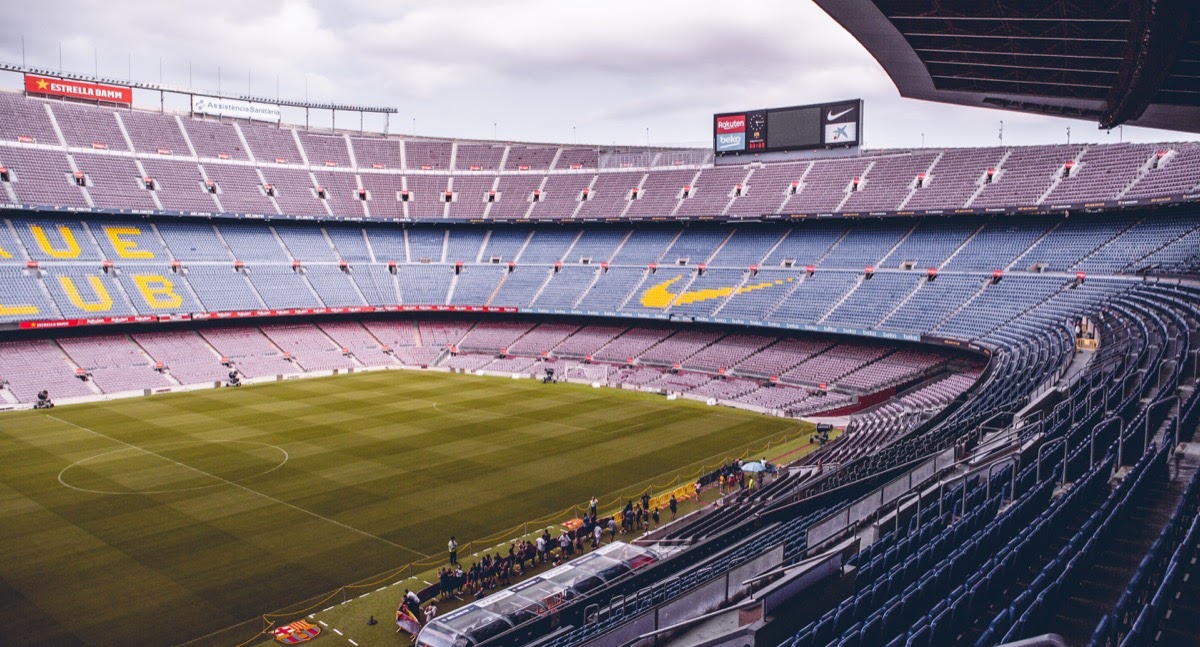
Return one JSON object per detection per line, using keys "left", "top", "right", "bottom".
{"left": 274, "top": 619, "right": 321, "bottom": 643}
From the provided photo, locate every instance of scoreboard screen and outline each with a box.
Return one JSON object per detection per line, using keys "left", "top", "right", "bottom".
{"left": 714, "top": 99, "right": 862, "bottom": 155}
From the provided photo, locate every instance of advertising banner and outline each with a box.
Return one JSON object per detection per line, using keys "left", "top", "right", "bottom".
{"left": 821, "top": 102, "right": 859, "bottom": 145}
{"left": 25, "top": 74, "right": 132, "bottom": 105}
{"left": 714, "top": 113, "right": 747, "bottom": 152}
{"left": 191, "top": 95, "right": 281, "bottom": 123}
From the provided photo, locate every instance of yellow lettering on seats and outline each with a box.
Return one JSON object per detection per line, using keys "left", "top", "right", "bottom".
{"left": 31, "top": 225, "right": 81, "bottom": 259}
{"left": 0, "top": 245, "right": 11, "bottom": 259}
{"left": 132, "top": 275, "right": 182, "bottom": 309}
{"left": 58, "top": 275, "right": 112, "bottom": 312}
{"left": 0, "top": 301, "right": 38, "bottom": 316}
{"left": 105, "top": 227, "right": 154, "bottom": 260}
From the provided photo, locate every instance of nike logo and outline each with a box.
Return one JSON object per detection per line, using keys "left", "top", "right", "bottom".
{"left": 827, "top": 108, "right": 854, "bottom": 121}
{"left": 639, "top": 275, "right": 795, "bottom": 309}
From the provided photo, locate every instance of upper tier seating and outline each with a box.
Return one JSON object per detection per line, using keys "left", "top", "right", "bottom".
{"left": 0, "top": 92, "right": 1194, "bottom": 225}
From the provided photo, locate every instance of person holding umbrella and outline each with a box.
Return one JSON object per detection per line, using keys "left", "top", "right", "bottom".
{"left": 742, "top": 461, "right": 768, "bottom": 490}
{"left": 741, "top": 460, "right": 768, "bottom": 474}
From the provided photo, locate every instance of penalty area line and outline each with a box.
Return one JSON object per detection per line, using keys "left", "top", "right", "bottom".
{"left": 46, "top": 415, "right": 431, "bottom": 559}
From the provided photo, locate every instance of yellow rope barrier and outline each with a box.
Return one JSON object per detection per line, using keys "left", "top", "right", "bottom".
{"left": 344, "top": 564, "right": 416, "bottom": 590}
{"left": 232, "top": 617, "right": 274, "bottom": 647}
{"left": 263, "top": 587, "right": 346, "bottom": 619}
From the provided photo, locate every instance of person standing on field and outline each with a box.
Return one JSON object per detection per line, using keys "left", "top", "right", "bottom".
{"left": 669, "top": 494, "right": 678, "bottom": 520}
{"left": 589, "top": 496, "right": 598, "bottom": 519}
{"left": 448, "top": 536, "right": 458, "bottom": 566}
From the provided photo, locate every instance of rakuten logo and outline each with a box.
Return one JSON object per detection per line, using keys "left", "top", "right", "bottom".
{"left": 716, "top": 116, "right": 746, "bottom": 133}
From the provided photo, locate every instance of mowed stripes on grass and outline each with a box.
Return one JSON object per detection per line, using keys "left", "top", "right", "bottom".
{"left": 0, "top": 370, "right": 807, "bottom": 646}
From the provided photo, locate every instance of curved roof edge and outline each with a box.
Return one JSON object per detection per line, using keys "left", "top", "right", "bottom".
{"left": 812, "top": 0, "right": 1200, "bottom": 134}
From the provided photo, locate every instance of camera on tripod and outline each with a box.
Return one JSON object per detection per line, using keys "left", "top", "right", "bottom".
{"left": 34, "top": 389, "right": 54, "bottom": 409}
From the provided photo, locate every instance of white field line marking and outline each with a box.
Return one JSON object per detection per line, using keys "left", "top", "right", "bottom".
{"left": 48, "top": 415, "right": 432, "bottom": 557}
{"left": 349, "top": 640, "right": 358, "bottom": 646}
{"left": 319, "top": 621, "right": 329, "bottom": 627}
{"left": 57, "top": 440, "right": 289, "bottom": 496}
{"left": 323, "top": 607, "right": 335, "bottom": 613}
{"left": 334, "top": 628, "right": 344, "bottom": 636}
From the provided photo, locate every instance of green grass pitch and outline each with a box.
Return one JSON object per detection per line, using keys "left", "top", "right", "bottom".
{"left": 0, "top": 370, "right": 809, "bottom": 645}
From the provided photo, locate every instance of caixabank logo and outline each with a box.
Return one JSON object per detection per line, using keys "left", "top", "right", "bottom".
{"left": 822, "top": 103, "right": 859, "bottom": 145}
{"left": 715, "top": 114, "right": 746, "bottom": 152}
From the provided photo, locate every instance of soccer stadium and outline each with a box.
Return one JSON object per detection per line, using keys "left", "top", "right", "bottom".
{"left": 0, "top": 2, "right": 1198, "bottom": 647}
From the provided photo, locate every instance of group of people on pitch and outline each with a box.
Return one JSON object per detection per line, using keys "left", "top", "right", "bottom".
{"left": 618, "top": 491, "right": 669, "bottom": 534}
{"left": 433, "top": 490, "right": 678, "bottom": 597}
{"left": 400, "top": 491, "right": 679, "bottom": 635}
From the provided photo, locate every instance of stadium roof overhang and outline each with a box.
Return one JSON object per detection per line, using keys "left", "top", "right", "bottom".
{"left": 813, "top": 0, "right": 1200, "bottom": 133}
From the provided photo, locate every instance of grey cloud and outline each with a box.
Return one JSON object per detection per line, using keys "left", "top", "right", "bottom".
{"left": 0, "top": 0, "right": 1193, "bottom": 148}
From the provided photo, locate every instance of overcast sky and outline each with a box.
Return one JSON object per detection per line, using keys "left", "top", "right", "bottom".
{"left": 0, "top": 0, "right": 1194, "bottom": 150}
